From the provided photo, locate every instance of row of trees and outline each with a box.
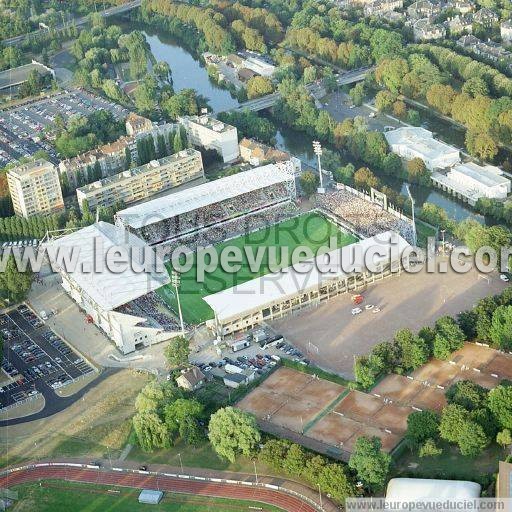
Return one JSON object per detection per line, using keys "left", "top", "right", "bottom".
{"left": 355, "top": 286, "right": 512, "bottom": 390}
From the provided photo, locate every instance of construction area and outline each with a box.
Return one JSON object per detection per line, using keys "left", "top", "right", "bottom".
{"left": 238, "top": 345, "right": 512, "bottom": 459}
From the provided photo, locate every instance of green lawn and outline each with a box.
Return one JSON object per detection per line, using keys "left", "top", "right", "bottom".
{"left": 158, "top": 212, "right": 358, "bottom": 324}
{"left": 393, "top": 441, "right": 503, "bottom": 484}
{"left": 12, "top": 481, "right": 284, "bottom": 511}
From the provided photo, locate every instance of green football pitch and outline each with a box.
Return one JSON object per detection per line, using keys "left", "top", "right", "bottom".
{"left": 157, "top": 212, "right": 358, "bottom": 324}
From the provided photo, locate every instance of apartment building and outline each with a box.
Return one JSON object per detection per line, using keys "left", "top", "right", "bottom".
{"left": 59, "top": 118, "right": 175, "bottom": 188}
{"left": 7, "top": 159, "right": 64, "bottom": 217}
{"left": 178, "top": 114, "right": 239, "bottom": 163}
{"left": 76, "top": 149, "right": 204, "bottom": 212}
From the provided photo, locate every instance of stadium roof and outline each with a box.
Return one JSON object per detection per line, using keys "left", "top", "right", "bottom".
{"left": 116, "top": 163, "right": 293, "bottom": 229}
{"left": 204, "top": 231, "right": 410, "bottom": 323}
{"left": 386, "top": 478, "right": 481, "bottom": 500}
{"left": 47, "top": 222, "right": 170, "bottom": 311}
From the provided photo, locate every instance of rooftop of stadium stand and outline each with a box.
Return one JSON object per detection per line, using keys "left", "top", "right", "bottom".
{"left": 384, "top": 127, "right": 459, "bottom": 160}
{"left": 46, "top": 222, "right": 170, "bottom": 311}
{"left": 76, "top": 149, "right": 200, "bottom": 193}
{"left": 116, "top": 163, "right": 294, "bottom": 230}
{"left": 204, "top": 231, "right": 410, "bottom": 322}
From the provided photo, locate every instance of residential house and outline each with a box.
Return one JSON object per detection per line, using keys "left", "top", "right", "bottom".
{"left": 457, "top": 35, "right": 512, "bottom": 62}
{"left": 501, "top": 20, "right": 512, "bottom": 43}
{"left": 407, "top": 0, "right": 441, "bottom": 20}
{"left": 473, "top": 7, "right": 499, "bottom": 27}
{"left": 413, "top": 18, "right": 447, "bottom": 41}
{"left": 239, "top": 138, "right": 302, "bottom": 175}
{"left": 223, "top": 372, "right": 255, "bottom": 389}
{"left": 363, "top": 0, "right": 403, "bottom": 16}
{"left": 444, "top": 0, "right": 475, "bottom": 14}
{"left": 125, "top": 113, "right": 154, "bottom": 136}
{"left": 444, "top": 14, "right": 473, "bottom": 35}
{"left": 176, "top": 367, "right": 206, "bottom": 391}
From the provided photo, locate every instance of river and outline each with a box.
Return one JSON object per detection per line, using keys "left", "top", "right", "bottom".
{"left": 137, "top": 24, "right": 487, "bottom": 225}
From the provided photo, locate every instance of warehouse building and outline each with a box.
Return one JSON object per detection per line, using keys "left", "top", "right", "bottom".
{"left": 178, "top": 114, "right": 239, "bottom": 163}
{"left": 47, "top": 221, "right": 179, "bottom": 354}
{"left": 7, "top": 159, "right": 64, "bottom": 218}
{"left": 76, "top": 149, "right": 204, "bottom": 211}
{"left": 432, "top": 161, "right": 511, "bottom": 205}
{"left": 385, "top": 127, "right": 461, "bottom": 170}
{"left": 204, "top": 231, "right": 411, "bottom": 337}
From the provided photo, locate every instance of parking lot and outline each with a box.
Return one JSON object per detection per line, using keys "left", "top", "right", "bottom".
{"left": 0, "top": 305, "right": 96, "bottom": 411}
{"left": 0, "top": 88, "right": 129, "bottom": 166}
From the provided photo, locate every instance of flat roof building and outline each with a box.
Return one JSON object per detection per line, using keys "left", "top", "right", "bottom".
{"left": 76, "top": 149, "right": 204, "bottom": 212}
{"left": 432, "top": 161, "right": 510, "bottom": 205}
{"left": 0, "top": 61, "right": 54, "bottom": 93}
{"left": 204, "top": 231, "right": 410, "bottom": 337}
{"left": 7, "top": 159, "right": 64, "bottom": 218}
{"left": 178, "top": 115, "right": 239, "bottom": 163}
{"left": 386, "top": 478, "right": 481, "bottom": 501}
{"left": 138, "top": 490, "right": 164, "bottom": 504}
{"left": 385, "top": 127, "right": 461, "bottom": 171}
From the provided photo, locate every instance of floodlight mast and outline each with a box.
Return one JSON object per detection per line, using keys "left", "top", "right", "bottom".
{"left": 405, "top": 184, "right": 417, "bottom": 247}
{"left": 171, "top": 270, "right": 185, "bottom": 335}
{"left": 312, "top": 141, "right": 325, "bottom": 194}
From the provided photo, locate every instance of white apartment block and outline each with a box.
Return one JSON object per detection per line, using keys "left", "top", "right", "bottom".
{"left": 385, "top": 127, "right": 461, "bottom": 170}
{"left": 76, "top": 149, "right": 204, "bottom": 212}
{"left": 7, "top": 159, "right": 64, "bottom": 218}
{"left": 178, "top": 115, "right": 239, "bottom": 163}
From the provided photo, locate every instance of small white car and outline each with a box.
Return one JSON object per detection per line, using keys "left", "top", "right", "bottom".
{"left": 500, "top": 274, "right": 510, "bottom": 282}
{"left": 351, "top": 307, "right": 362, "bottom": 315}
{"left": 372, "top": 307, "right": 381, "bottom": 314}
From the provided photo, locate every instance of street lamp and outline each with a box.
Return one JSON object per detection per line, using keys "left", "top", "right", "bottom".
{"left": 405, "top": 184, "right": 417, "bottom": 247}
{"left": 171, "top": 270, "right": 185, "bottom": 335}
{"left": 312, "top": 141, "right": 325, "bottom": 194}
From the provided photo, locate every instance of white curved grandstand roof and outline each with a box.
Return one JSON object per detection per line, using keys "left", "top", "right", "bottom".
{"left": 46, "top": 222, "right": 170, "bottom": 311}
{"left": 204, "top": 231, "right": 410, "bottom": 322}
{"left": 116, "top": 163, "right": 293, "bottom": 229}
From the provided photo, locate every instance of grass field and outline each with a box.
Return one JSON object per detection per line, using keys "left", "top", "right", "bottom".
{"left": 12, "top": 481, "right": 284, "bottom": 511}
{"left": 158, "top": 212, "right": 358, "bottom": 324}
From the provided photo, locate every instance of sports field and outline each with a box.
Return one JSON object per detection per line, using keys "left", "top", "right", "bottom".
{"left": 13, "top": 481, "right": 284, "bottom": 511}
{"left": 158, "top": 212, "right": 358, "bottom": 324}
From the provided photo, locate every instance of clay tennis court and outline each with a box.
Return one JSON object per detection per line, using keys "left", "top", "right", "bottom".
{"left": 237, "top": 367, "right": 346, "bottom": 433}
{"left": 451, "top": 343, "right": 512, "bottom": 382}
{"left": 371, "top": 373, "right": 447, "bottom": 411}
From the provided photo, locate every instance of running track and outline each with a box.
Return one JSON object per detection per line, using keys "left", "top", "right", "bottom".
{"left": 0, "top": 463, "right": 325, "bottom": 511}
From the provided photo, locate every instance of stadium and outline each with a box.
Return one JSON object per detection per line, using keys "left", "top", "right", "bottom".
{"left": 114, "top": 163, "right": 415, "bottom": 337}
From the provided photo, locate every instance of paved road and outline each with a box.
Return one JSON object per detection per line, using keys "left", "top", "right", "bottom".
{"left": 0, "top": 367, "right": 117, "bottom": 427}
{"left": 0, "top": 460, "right": 336, "bottom": 511}
{"left": 3, "top": 0, "right": 141, "bottom": 46}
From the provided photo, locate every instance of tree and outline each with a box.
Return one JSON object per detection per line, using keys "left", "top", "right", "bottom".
{"left": 349, "top": 83, "right": 365, "bottom": 107}
{"left": 133, "top": 411, "right": 169, "bottom": 452}
{"left": 299, "top": 170, "right": 319, "bottom": 197}
{"left": 0, "top": 255, "right": 33, "bottom": 303}
{"left": 458, "top": 421, "right": 489, "bottom": 456}
{"left": 489, "top": 305, "right": 512, "bottom": 350}
{"left": 317, "top": 463, "right": 356, "bottom": 504}
{"left": 173, "top": 129, "right": 185, "bottom": 154}
{"left": 465, "top": 130, "right": 498, "bottom": 160}
{"left": 488, "top": 385, "right": 512, "bottom": 430}
{"left": 354, "top": 354, "right": 384, "bottom": 389}
{"left": 164, "top": 336, "right": 190, "bottom": 367}
{"left": 419, "top": 438, "right": 442, "bottom": 457}
{"left": 394, "top": 329, "right": 429, "bottom": 371}
{"left": 496, "top": 429, "right": 512, "bottom": 449}
{"left": 354, "top": 167, "right": 379, "bottom": 190}
{"left": 259, "top": 439, "right": 291, "bottom": 470}
{"left": 392, "top": 100, "right": 407, "bottom": 119}
{"left": 433, "top": 316, "right": 465, "bottom": 360}
{"left": 348, "top": 436, "right": 391, "bottom": 490}
{"left": 283, "top": 443, "right": 307, "bottom": 476}
{"left": 439, "top": 404, "right": 468, "bottom": 443}
{"left": 246, "top": 76, "right": 274, "bottom": 99}
{"left": 446, "top": 380, "right": 488, "bottom": 411}
{"left": 208, "top": 407, "right": 261, "bottom": 463}
{"left": 375, "top": 90, "right": 396, "bottom": 112}
{"left": 406, "top": 410, "right": 440, "bottom": 445}
{"left": 164, "top": 398, "right": 204, "bottom": 445}
{"left": 406, "top": 158, "right": 430, "bottom": 186}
